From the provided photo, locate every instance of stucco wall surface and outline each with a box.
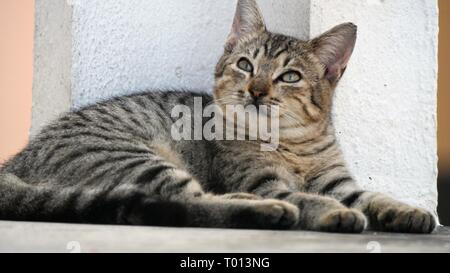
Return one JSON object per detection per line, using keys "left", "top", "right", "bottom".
{"left": 70, "top": 0, "right": 310, "bottom": 108}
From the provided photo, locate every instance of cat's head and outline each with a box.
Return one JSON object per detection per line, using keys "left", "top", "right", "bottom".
{"left": 214, "top": 0, "right": 357, "bottom": 128}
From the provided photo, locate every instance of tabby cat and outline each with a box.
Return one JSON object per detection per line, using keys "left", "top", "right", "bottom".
{"left": 0, "top": 0, "right": 436, "bottom": 233}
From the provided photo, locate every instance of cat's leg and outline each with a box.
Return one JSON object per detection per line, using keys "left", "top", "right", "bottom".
{"left": 0, "top": 172, "right": 298, "bottom": 229}
{"left": 126, "top": 194, "right": 299, "bottom": 229}
{"left": 115, "top": 165, "right": 299, "bottom": 229}
{"left": 221, "top": 192, "right": 263, "bottom": 200}
{"left": 306, "top": 164, "right": 437, "bottom": 233}
{"left": 238, "top": 171, "right": 366, "bottom": 233}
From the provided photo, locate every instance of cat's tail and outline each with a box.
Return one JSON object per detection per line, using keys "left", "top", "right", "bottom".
{"left": 0, "top": 172, "right": 297, "bottom": 229}
{"left": 0, "top": 172, "right": 176, "bottom": 224}
{"left": 0, "top": 172, "right": 189, "bottom": 225}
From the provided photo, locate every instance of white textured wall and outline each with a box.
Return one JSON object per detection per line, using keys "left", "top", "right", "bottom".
{"left": 70, "top": 0, "right": 309, "bottom": 108}
{"left": 32, "top": 0, "right": 438, "bottom": 214}
{"left": 310, "top": 0, "right": 439, "bottom": 214}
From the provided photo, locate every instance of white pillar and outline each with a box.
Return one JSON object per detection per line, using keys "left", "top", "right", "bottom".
{"left": 32, "top": 0, "right": 72, "bottom": 135}
{"left": 32, "top": 0, "right": 439, "bottom": 215}
{"left": 310, "top": 0, "right": 439, "bottom": 214}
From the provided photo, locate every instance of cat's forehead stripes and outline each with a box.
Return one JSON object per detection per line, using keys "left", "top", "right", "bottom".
{"left": 252, "top": 48, "right": 260, "bottom": 59}
{"left": 273, "top": 46, "right": 289, "bottom": 59}
{"left": 265, "top": 35, "right": 290, "bottom": 57}
{"left": 283, "top": 57, "right": 293, "bottom": 67}
{"left": 243, "top": 34, "right": 310, "bottom": 69}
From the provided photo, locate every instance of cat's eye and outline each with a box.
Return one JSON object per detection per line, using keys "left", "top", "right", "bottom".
{"left": 237, "top": 58, "right": 253, "bottom": 73}
{"left": 279, "top": 71, "right": 302, "bottom": 83}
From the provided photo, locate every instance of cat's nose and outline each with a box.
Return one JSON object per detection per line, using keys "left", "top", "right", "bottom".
{"left": 249, "top": 89, "right": 268, "bottom": 99}
{"left": 248, "top": 80, "right": 270, "bottom": 99}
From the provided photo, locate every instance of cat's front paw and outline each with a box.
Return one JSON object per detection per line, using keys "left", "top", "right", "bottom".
{"left": 253, "top": 199, "right": 299, "bottom": 229}
{"left": 318, "top": 209, "right": 366, "bottom": 233}
{"left": 372, "top": 204, "right": 436, "bottom": 234}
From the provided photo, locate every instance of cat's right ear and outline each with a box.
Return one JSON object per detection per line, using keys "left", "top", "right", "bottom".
{"left": 310, "top": 23, "right": 357, "bottom": 84}
{"left": 225, "top": 0, "right": 266, "bottom": 52}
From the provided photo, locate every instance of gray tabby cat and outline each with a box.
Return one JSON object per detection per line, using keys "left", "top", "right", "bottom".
{"left": 0, "top": 0, "right": 436, "bottom": 233}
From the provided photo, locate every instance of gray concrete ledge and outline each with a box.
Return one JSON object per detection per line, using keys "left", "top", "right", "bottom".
{"left": 0, "top": 221, "right": 449, "bottom": 253}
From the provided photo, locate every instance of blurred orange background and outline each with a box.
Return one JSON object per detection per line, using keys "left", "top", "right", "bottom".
{"left": 439, "top": 1, "right": 450, "bottom": 172}
{"left": 0, "top": 0, "right": 33, "bottom": 164}
{"left": 0, "top": 1, "right": 450, "bottom": 221}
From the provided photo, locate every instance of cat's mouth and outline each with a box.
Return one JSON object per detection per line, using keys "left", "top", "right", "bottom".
{"left": 214, "top": 92, "right": 278, "bottom": 117}
{"left": 246, "top": 96, "right": 267, "bottom": 108}
{"left": 245, "top": 97, "right": 280, "bottom": 115}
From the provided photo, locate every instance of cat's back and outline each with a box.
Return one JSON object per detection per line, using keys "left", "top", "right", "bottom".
{"left": 1, "top": 91, "right": 213, "bottom": 184}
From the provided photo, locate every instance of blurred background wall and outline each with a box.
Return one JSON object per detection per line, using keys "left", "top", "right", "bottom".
{"left": 0, "top": 0, "right": 449, "bottom": 224}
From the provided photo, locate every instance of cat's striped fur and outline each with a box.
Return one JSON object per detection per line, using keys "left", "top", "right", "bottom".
{"left": 0, "top": 0, "right": 436, "bottom": 233}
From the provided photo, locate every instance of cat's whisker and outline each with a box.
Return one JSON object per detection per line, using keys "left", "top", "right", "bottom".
{"left": 276, "top": 104, "right": 305, "bottom": 127}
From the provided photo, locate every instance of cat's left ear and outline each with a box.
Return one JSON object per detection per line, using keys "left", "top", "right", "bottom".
{"left": 310, "top": 23, "right": 357, "bottom": 83}
{"left": 225, "top": 0, "right": 267, "bottom": 52}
